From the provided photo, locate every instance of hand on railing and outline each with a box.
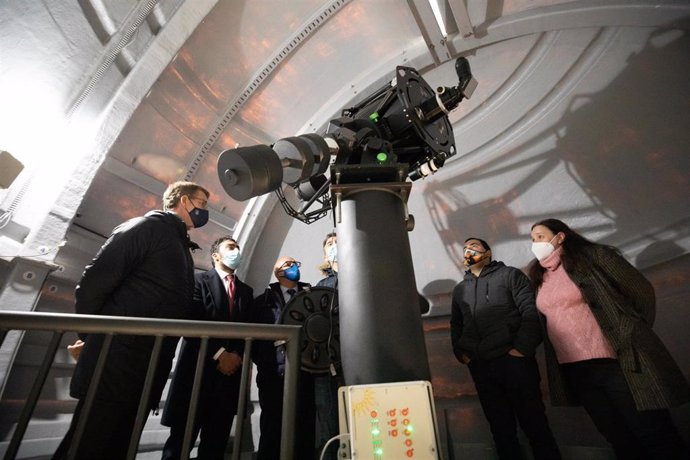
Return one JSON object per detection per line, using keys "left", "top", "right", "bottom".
{"left": 216, "top": 350, "right": 242, "bottom": 376}
{"left": 67, "top": 339, "right": 85, "bottom": 360}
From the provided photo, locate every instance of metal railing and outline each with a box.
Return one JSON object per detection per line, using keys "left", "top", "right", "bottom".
{"left": 0, "top": 311, "right": 302, "bottom": 460}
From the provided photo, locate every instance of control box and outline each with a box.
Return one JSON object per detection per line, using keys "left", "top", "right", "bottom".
{"left": 337, "top": 380, "right": 440, "bottom": 459}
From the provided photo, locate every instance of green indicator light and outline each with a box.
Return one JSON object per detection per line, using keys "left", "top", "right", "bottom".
{"left": 376, "top": 152, "right": 388, "bottom": 162}
{"left": 375, "top": 448, "right": 383, "bottom": 455}
{"left": 408, "top": 425, "right": 414, "bottom": 432}
{"left": 372, "top": 428, "right": 380, "bottom": 436}
{"left": 369, "top": 112, "right": 379, "bottom": 122}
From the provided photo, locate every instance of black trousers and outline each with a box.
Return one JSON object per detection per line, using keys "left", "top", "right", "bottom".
{"left": 562, "top": 358, "right": 689, "bottom": 460}
{"left": 161, "top": 372, "right": 241, "bottom": 460}
{"left": 52, "top": 397, "right": 141, "bottom": 460}
{"left": 468, "top": 354, "right": 561, "bottom": 460}
{"left": 256, "top": 371, "right": 315, "bottom": 460}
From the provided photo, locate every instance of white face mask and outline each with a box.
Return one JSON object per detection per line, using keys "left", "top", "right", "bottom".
{"left": 531, "top": 234, "right": 558, "bottom": 260}
{"left": 326, "top": 243, "right": 337, "bottom": 263}
{"left": 221, "top": 248, "right": 241, "bottom": 270}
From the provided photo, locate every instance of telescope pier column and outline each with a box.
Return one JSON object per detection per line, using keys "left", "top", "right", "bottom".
{"left": 332, "top": 178, "right": 431, "bottom": 385}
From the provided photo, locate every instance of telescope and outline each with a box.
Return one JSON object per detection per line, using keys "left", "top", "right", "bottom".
{"left": 218, "top": 57, "right": 476, "bottom": 387}
{"left": 217, "top": 57, "right": 476, "bottom": 223}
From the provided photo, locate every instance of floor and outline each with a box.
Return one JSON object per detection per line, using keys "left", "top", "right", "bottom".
{"left": 12, "top": 396, "right": 690, "bottom": 459}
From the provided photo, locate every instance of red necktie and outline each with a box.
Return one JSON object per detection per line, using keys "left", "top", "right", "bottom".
{"left": 225, "top": 274, "right": 235, "bottom": 317}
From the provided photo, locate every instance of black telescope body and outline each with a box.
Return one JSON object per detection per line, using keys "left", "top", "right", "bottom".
{"left": 217, "top": 57, "right": 475, "bottom": 385}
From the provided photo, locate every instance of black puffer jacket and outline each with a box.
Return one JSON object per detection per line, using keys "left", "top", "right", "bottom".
{"left": 70, "top": 211, "right": 195, "bottom": 407}
{"left": 450, "top": 260, "right": 542, "bottom": 362}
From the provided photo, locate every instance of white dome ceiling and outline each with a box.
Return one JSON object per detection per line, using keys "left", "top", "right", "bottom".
{"left": 1, "top": 0, "right": 689, "bottom": 313}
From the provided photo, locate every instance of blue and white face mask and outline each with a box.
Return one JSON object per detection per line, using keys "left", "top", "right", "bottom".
{"left": 222, "top": 248, "right": 241, "bottom": 270}
{"left": 327, "top": 243, "right": 338, "bottom": 263}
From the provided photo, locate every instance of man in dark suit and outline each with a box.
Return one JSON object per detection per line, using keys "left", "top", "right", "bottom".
{"left": 252, "top": 256, "right": 316, "bottom": 460}
{"left": 161, "top": 236, "right": 254, "bottom": 460}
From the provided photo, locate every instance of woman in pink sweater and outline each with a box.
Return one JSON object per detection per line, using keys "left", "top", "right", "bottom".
{"left": 527, "top": 218, "right": 689, "bottom": 459}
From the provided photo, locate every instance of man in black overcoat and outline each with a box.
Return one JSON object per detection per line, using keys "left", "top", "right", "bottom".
{"left": 161, "top": 236, "right": 254, "bottom": 460}
{"left": 53, "top": 181, "right": 209, "bottom": 460}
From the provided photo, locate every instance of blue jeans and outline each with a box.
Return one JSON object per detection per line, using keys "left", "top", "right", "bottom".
{"left": 314, "top": 372, "right": 341, "bottom": 460}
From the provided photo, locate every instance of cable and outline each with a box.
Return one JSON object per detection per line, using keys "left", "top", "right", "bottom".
{"left": 319, "top": 432, "right": 350, "bottom": 460}
{"left": 325, "top": 266, "right": 339, "bottom": 376}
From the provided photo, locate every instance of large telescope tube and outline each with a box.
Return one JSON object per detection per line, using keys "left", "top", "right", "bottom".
{"left": 217, "top": 133, "right": 331, "bottom": 201}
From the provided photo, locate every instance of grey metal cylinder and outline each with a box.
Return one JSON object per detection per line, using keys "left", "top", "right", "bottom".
{"left": 336, "top": 187, "right": 431, "bottom": 385}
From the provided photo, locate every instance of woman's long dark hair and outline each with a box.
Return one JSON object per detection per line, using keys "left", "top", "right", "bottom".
{"left": 527, "top": 218, "right": 617, "bottom": 290}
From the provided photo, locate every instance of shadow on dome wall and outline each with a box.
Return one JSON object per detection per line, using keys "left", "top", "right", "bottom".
{"left": 425, "top": 24, "right": 690, "bottom": 273}
{"left": 422, "top": 22, "right": 690, "bottom": 413}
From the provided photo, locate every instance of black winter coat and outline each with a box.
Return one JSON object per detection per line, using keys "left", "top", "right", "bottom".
{"left": 450, "top": 260, "right": 542, "bottom": 362}
{"left": 70, "top": 211, "right": 195, "bottom": 408}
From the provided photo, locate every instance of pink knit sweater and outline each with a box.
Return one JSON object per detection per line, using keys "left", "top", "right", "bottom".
{"left": 536, "top": 246, "right": 616, "bottom": 364}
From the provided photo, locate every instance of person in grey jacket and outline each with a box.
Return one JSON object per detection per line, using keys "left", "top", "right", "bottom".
{"left": 451, "top": 237, "right": 560, "bottom": 460}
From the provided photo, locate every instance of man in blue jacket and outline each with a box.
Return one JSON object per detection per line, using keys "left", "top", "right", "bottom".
{"left": 450, "top": 237, "right": 560, "bottom": 460}
{"left": 53, "top": 181, "right": 209, "bottom": 460}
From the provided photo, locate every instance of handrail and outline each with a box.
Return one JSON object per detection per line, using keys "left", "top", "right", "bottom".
{"left": 0, "top": 311, "right": 302, "bottom": 460}
{"left": 0, "top": 311, "right": 301, "bottom": 340}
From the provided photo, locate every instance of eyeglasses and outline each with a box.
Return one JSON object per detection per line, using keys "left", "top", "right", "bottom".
{"left": 279, "top": 260, "right": 301, "bottom": 270}
{"left": 187, "top": 195, "right": 208, "bottom": 209}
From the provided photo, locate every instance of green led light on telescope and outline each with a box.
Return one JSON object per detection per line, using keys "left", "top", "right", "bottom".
{"left": 376, "top": 152, "right": 388, "bottom": 162}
